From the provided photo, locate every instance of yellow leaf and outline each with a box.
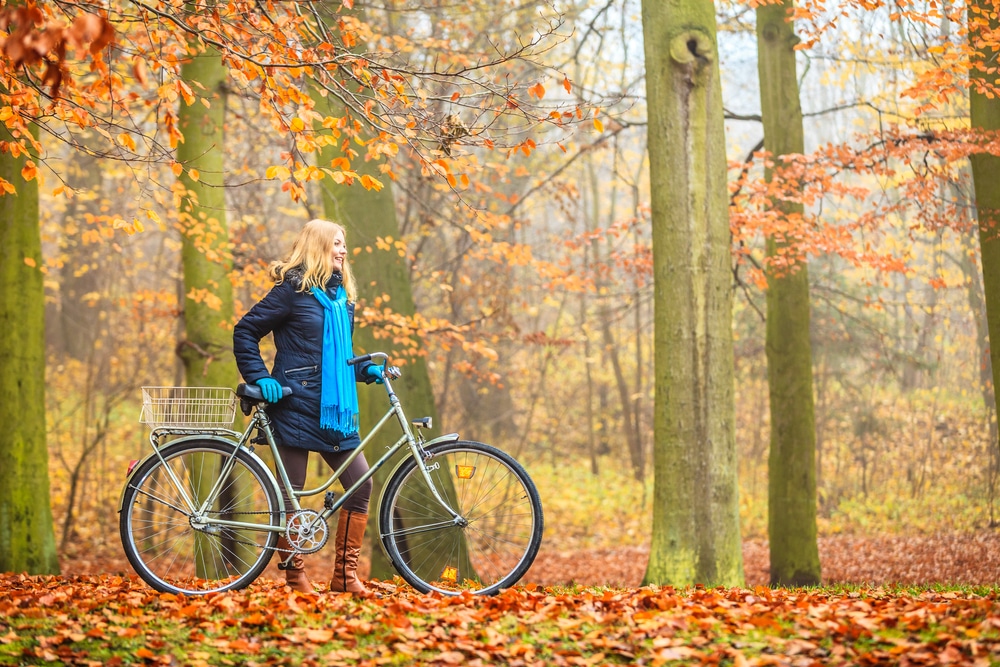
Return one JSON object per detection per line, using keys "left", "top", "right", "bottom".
{"left": 171, "top": 162, "right": 183, "bottom": 177}
{"left": 594, "top": 117, "right": 604, "bottom": 133}
{"left": 146, "top": 209, "right": 161, "bottom": 224}
{"left": 189, "top": 169, "right": 200, "bottom": 182}
{"left": 0, "top": 178, "right": 15, "bottom": 194}
{"left": 0, "top": 107, "right": 12, "bottom": 122}
{"left": 290, "top": 117, "right": 305, "bottom": 133}
{"left": 266, "top": 165, "right": 292, "bottom": 180}
{"left": 23, "top": 257, "right": 37, "bottom": 268}
{"left": 21, "top": 162, "right": 37, "bottom": 182}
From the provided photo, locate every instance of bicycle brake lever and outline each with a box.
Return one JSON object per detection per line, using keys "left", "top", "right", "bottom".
{"left": 385, "top": 365, "right": 401, "bottom": 380}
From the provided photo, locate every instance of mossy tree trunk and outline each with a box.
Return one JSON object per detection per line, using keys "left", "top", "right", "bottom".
{"left": 0, "top": 121, "right": 60, "bottom": 575}
{"left": 757, "top": 0, "right": 821, "bottom": 587}
{"left": 176, "top": 28, "right": 236, "bottom": 389}
{"left": 640, "top": 0, "right": 743, "bottom": 587}
{"left": 969, "top": 0, "right": 1000, "bottom": 509}
{"left": 310, "top": 4, "right": 441, "bottom": 580}
{"left": 175, "top": 18, "right": 244, "bottom": 574}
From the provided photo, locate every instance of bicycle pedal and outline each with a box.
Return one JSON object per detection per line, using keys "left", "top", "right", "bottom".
{"left": 324, "top": 491, "right": 336, "bottom": 510}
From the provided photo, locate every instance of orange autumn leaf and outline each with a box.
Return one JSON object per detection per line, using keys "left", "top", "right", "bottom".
{"left": 21, "top": 161, "right": 37, "bottom": 181}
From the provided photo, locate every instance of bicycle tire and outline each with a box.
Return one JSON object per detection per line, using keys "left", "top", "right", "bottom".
{"left": 378, "top": 440, "right": 543, "bottom": 595}
{"left": 119, "top": 439, "right": 281, "bottom": 595}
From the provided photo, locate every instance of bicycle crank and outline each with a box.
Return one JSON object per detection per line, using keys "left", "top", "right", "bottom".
{"left": 286, "top": 510, "right": 328, "bottom": 554}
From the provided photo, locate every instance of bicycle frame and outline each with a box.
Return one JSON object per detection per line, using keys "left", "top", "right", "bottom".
{"left": 120, "top": 354, "right": 463, "bottom": 545}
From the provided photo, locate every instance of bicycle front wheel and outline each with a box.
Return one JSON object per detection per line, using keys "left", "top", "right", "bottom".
{"left": 378, "top": 440, "right": 543, "bottom": 595}
{"left": 119, "top": 439, "right": 281, "bottom": 595}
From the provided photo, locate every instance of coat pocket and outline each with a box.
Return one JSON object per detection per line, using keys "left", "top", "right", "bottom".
{"left": 283, "top": 365, "right": 319, "bottom": 388}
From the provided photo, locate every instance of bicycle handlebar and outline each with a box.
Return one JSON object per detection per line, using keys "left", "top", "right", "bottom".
{"left": 348, "top": 352, "right": 388, "bottom": 365}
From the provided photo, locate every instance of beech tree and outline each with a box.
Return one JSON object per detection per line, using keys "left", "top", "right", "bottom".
{"left": 969, "top": 1, "right": 1000, "bottom": 447}
{"left": 303, "top": 1, "right": 442, "bottom": 580}
{"left": 0, "top": 3, "right": 111, "bottom": 574}
{"left": 641, "top": 0, "right": 743, "bottom": 586}
{"left": 0, "top": 119, "right": 59, "bottom": 575}
{"left": 174, "top": 4, "right": 238, "bottom": 391}
{"left": 756, "top": 0, "right": 821, "bottom": 586}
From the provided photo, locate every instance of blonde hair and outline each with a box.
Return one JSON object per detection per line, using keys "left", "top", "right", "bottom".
{"left": 269, "top": 219, "right": 357, "bottom": 301}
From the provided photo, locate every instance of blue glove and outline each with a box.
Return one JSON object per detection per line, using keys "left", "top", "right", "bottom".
{"left": 255, "top": 377, "right": 282, "bottom": 403}
{"left": 366, "top": 364, "right": 385, "bottom": 384}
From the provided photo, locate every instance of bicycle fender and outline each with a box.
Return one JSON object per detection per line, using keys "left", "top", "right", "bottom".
{"left": 374, "top": 433, "right": 460, "bottom": 563}
{"left": 117, "top": 436, "right": 279, "bottom": 513}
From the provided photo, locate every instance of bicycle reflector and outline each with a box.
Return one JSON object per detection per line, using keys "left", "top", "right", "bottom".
{"left": 455, "top": 465, "right": 476, "bottom": 479}
{"left": 441, "top": 566, "right": 458, "bottom": 582}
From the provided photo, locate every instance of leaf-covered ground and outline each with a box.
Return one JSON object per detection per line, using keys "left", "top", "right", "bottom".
{"left": 2, "top": 533, "right": 1000, "bottom": 665}
{"left": 2, "top": 572, "right": 1000, "bottom": 666}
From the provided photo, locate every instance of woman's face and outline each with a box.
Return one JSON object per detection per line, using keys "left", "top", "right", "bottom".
{"left": 331, "top": 228, "right": 347, "bottom": 271}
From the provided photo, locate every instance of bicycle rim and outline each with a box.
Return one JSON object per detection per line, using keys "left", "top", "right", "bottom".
{"left": 119, "top": 440, "right": 280, "bottom": 595}
{"left": 379, "top": 441, "right": 543, "bottom": 595}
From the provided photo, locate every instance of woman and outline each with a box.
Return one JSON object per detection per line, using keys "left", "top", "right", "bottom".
{"left": 233, "top": 219, "right": 383, "bottom": 595}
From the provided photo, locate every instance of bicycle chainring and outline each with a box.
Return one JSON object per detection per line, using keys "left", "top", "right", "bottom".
{"left": 286, "top": 510, "right": 329, "bottom": 554}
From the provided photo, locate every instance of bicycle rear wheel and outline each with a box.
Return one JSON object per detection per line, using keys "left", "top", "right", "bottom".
{"left": 119, "top": 439, "right": 280, "bottom": 595}
{"left": 378, "top": 440, "right": 543, "bottom": 595}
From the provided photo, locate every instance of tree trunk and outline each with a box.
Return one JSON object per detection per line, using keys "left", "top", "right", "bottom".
{"left": 175, "top": 27, "right": 244, "bottom": 574}
{"left": 969, "top": 0, "right": 1000, "bottom": 528}
{"left": 176, "top": 39, "right": 237, "bottom": 388}
{"left": 0, "top": 121, "right": 60, "bottom": 574}
{"left": 640, "top": 0, "right": 743, "bottom": 587}
{"left": 310, "top": 4, "right": 441, "bottom": 580}
{"left": 757, "top": 0, "right": 821, "bottom": 587}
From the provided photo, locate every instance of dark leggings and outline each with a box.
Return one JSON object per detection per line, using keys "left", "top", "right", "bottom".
{"left": 277, "top": 445, "right": 372, "bottom": 514}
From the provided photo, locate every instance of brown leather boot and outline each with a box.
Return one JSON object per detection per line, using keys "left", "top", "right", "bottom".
{"left": 276, "top": 536, "right": 313, "bottom": 593}
{"left": 329, "top": 510, "right": 369, "bottom": 595}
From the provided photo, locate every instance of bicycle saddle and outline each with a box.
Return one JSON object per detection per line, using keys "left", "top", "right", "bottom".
{"left": 237, "top": 382, "right": 293, "bottom": 415}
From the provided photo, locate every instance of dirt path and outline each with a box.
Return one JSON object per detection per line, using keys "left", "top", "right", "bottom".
{"left": 524, "top": 534, "right": 1000, "bottom": 587}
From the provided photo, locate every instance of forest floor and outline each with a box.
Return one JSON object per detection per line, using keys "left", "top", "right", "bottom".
{"left": 524, "top": 533, "right": 1000, "bottom": 587}
{"left": 62, "top": 532, "right": 1000, "bottom": 588}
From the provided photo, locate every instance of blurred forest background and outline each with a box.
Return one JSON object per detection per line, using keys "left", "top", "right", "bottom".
{"left": 26, "top": 0, "right": 999, "bottom": 577}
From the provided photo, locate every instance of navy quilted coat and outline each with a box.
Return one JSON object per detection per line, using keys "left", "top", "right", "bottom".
{"left": 233, "top": 270, "right": 375, "bottom": 452}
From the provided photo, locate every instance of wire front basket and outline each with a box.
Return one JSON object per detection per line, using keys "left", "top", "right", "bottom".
{"left": 140, "top": 386, "right": 237, "bottom": 429}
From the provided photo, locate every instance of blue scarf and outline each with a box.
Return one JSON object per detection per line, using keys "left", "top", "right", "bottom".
{"left": 310, "top": 286, "right": 359, "bottom": 435}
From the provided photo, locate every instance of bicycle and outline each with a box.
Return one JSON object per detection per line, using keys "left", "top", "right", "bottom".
{"left": 118, "top": 352, "right": 543, "bottom": 596}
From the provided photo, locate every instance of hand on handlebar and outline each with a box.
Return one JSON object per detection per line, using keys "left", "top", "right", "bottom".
{"left": 366, "top": 365, "right": 385, "bottom": 384}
